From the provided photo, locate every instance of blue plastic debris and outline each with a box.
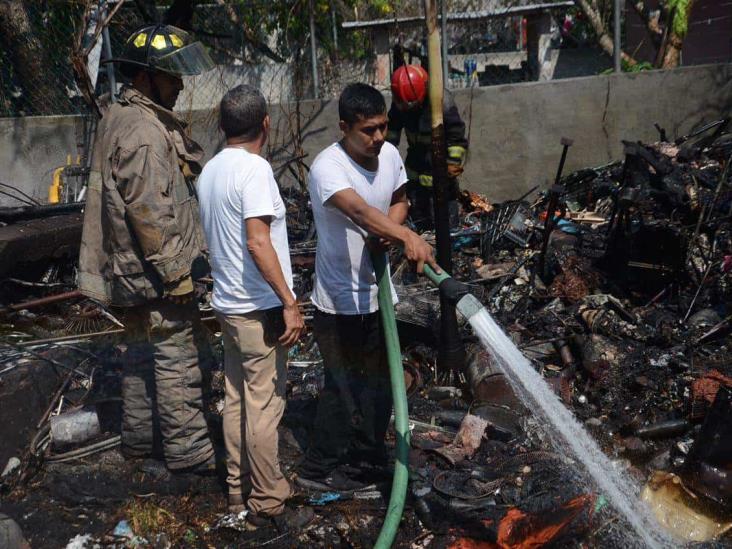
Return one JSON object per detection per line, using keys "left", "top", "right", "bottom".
{"left": 557, "top": 218, "right": 580, "bottom": 235}
{"left": 308, "top": 492, "right": 342, "bottom": 506}
{"left": 113, "top": 520, "right": 132, "bottom": 538}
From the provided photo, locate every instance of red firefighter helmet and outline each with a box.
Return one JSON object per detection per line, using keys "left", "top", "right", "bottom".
{"left": 391, "top": 64, "right": 429, "bottom": 109}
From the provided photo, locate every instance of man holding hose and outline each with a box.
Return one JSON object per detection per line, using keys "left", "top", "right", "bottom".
{"left": 295, "top": 83, "right": 439, "bottom": 491}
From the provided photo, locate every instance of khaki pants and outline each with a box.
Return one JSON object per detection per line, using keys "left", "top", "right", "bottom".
{"left": 119, "top": 299, "right": 214, "bottom": 470}
{"left": 216, "top": 308, "right": 292, "bottom": 516}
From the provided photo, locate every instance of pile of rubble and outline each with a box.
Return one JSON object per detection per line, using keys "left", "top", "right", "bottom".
{"left": 0, "top": 124, "right": 731, "bottom": 547}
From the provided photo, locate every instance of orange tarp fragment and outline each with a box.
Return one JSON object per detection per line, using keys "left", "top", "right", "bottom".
{"left": 495, "top": 494, "right": 595, "bottom": 549}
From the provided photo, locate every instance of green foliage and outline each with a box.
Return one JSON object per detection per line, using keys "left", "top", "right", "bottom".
{"left": 624, "top": 60, "right": 654, "bottom": 72}
{"left": 369, "top": 0, "right": 395, "bottom": 16}
{"left": 665, "top": 0, "right": 691, "bottom": 37}
{"left": 217, "top": 0, "right": 386, "bottom": 62}
{"left": 600, "top": 60, "right": 653, "bottom": 74}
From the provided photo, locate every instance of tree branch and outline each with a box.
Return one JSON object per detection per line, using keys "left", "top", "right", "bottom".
{"left": 214, "top": 0, "right": 285, "bottom": 63}
{"left": 631, "top": 1, "right": 663, "bottom": 47}
{"left": 576, "top": 0, "right": 638, "bottom": 67}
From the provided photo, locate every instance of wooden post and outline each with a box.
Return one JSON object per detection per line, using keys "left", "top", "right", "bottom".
{"left": 613, "top": 0, "right": 621, "bottom": 72}
{"left": 309, "top": 0, "right": 319, "bottom": 99}
{"left": 424, "top": 0, "right": 465, "bottom": 376}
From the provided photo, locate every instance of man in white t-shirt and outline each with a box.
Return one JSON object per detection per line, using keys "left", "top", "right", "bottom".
{"left": 198, "top": 85, "right": 312, "bottom": 532}
{"left": 296, "top": 83, "right": 438, "bottom": 491}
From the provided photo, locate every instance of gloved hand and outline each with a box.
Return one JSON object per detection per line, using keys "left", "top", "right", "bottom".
{"left": 447, "top": 164, "right": 464, "bottom": 178}
{"left": 166, "top": 276, "right": 194, "bottom": 303}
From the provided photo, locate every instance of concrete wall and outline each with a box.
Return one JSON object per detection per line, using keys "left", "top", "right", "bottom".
{"left": 208, "top": 62, "right": 732, "bottom": 202}
{"left": 2, "top": 63, "right": 731, "bottom": 207}
{"left": 461, "top": 63, "right": 732, "bottom": 200}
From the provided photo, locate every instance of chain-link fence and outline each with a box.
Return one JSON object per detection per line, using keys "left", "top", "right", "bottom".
{"left": 1, "top": 0, "right": 729, "bottom": 119}
{"left": 0, "top": 1, "right": 88, "bottom": 117}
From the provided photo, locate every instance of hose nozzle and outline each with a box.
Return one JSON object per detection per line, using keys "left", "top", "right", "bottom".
{"left": 423, "top": 264, "right": 470, "bottom": 302}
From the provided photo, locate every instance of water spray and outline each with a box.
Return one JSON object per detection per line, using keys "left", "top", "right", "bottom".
{"left": 422, "top": 265, "right": 672, "bottom": 548}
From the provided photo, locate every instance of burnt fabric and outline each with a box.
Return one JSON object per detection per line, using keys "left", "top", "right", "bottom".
{"left": 298, "top": 310, "right": 392, "bottom": 478}
{"left": 119, "top": 299, "right": 214, "bottom": 470}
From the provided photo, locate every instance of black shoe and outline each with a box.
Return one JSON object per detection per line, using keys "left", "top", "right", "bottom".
{"left": 137, "top": 455, "right": 218, "bottom": 481}
{"left": 245, "top": 505, "right": 315, "bottom": 533}
{"left": 134, "top": 459, "right": 197, "bottom": 496}
{"left": 175, "top": 455, "right": 218, "bottom": 476}
{"left": 340, "top": 461, "right": 392, "bottom": 483}
{"left": 294, "top": 468, "right": 376, "bottom": 493}
{"left": 137, "top": 458, "right": 173, "bottom": 481}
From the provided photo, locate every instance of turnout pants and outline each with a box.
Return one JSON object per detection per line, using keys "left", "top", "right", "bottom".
{"left": 407, "top": 179, "right": 460, "bottom": 231}
{"left": 119, "top": 299, "right": 214, "bottom": 470}
{"left": 216, "top": 308, "right": 292, "bottom": 516}
{"left": 298, "top": 310, "right": 392, "bottom": 478}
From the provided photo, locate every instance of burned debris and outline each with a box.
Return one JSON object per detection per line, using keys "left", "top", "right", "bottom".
{"left": 1, "top": 123, "right": 731, "bottom": 548}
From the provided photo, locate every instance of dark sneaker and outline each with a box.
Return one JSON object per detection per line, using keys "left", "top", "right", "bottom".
{"left": 294, "top": 469, "right": 376, "bottom": 493}
{"left": 340, "top": 461, "right": 392, "bottom": 483}
{"left": 245, "top": 505, "right": 315, "bottom": 533}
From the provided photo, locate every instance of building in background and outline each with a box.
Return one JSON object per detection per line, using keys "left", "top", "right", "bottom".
{"left": 340, "top": 0, "right": 617, "bottom": 90}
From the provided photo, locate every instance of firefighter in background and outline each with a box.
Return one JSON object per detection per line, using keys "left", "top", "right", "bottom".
{"left": 386, "top": 64, "right": 469, "bottom": 231}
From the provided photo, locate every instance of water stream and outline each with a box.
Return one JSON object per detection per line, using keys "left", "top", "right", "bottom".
{"left": 457, "top": 294, "right": 671, "bottom": 548}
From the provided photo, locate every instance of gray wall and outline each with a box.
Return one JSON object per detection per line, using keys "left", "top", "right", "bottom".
{"left": 2, "top": 63, "right": 731, "bottom": 207}
{"left": 462, "top": 63, "right": 732, "bottom": 200}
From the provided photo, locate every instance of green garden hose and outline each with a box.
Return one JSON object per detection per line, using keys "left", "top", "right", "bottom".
{"left": 372, "top": 251, "right": 410, "bottom": 549}
{"left": 422, "top": 264, "right": 450, "bottom": 287}
{"left": 372, "top": 257, "right": 465, "bottom": 548}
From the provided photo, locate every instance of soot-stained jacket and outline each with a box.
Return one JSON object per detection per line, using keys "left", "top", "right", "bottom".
{"left": 386, "top": 89, "right": 468, "bottom": 187}
{"left": 78, "top": 86, "right": 206, "bottom": 306}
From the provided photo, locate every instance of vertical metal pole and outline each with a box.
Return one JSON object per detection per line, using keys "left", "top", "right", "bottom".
{"left": 309, "top": 0, "right": 319, "bottom": 99}
{"left": 614, "top": 0, "right": 622, "bottom": 72}
{"left": 440, "top": 0, "right": 448, "bottom": 85}
{"left": 424, "top": 0, "right": 465, "bottom": 376}
{"left": 331, "top": 2, "right": 338, "bottom": 50}
{"left": 101, "top": 3, "right": 116, "bottom": 102}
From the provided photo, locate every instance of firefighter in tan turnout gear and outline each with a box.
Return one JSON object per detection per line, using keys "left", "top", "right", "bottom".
{"left": 78, "top": 25, "right": 217, "bottom": 473}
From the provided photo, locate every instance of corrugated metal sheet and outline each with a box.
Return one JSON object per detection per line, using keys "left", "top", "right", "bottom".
{"left": 341, "top": 1, "right": 575, "bottom": 29}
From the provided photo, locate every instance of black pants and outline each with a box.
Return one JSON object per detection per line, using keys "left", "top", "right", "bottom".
{"left": 297, "top": 310, "right": 392, "bottom": 478}
{"left": 407, "top": 179, "right": 460, "bottom": 231}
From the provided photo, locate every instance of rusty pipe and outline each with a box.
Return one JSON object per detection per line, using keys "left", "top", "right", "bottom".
{"left": 2, "top": 290, "right": 82, "bottom": 314}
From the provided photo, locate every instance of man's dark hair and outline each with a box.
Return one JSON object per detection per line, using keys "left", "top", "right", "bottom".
{"left": 220, "top": 84, "right": 267, "bottom": 140}
{"left": 338, "top": 83, "right": 386, "bottom": 125}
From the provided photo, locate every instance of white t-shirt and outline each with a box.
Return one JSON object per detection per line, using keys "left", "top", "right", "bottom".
{"left": 197, "top": 148, "right": 294, "bottom": 315}
{"left": 309, "top": 141, "right": 407, "bottom": 315}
